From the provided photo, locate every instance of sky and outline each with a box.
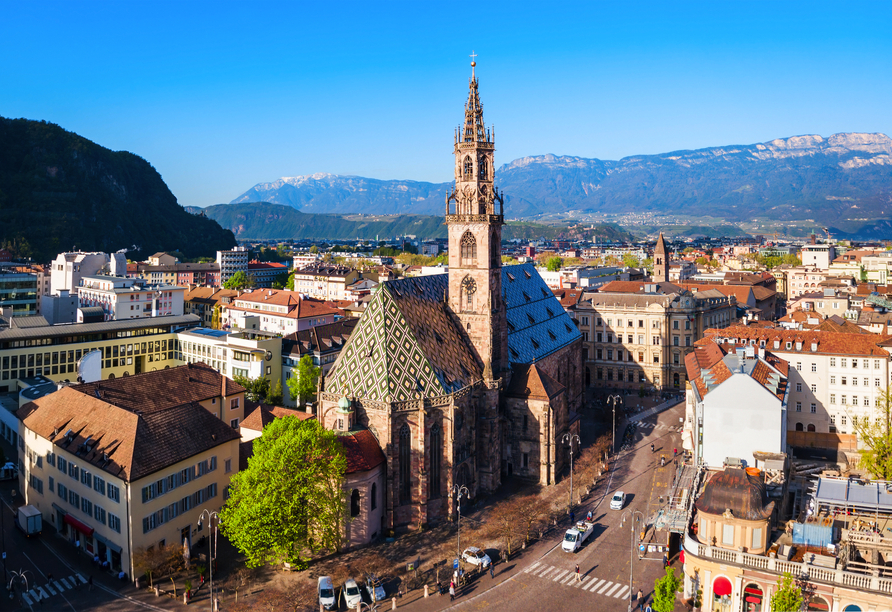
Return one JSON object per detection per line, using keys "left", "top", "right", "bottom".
{"left": 3, "top": 1, "right": 891, "bottom": 208}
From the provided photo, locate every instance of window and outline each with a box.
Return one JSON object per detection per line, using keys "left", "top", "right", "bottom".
{"left": 841, "top": 358, "right": 847, "bottom": 367}
{"left": 94, "top": 475, "right": 106, "bottom": 495}
{"left": 830, "top": 394, "right": 836, "bottom": 404}
{"left": 841, "top": 377, "right": 847, "bottom": 385}
{"left": 58, "top": 483, "right": 67, "bottom": 499}
{"left": 81, "top": 469, "right": 91, "bottom": 486}
{"left": 830, "top": 376, "right": 836, "bottom": 384}
{"left": 877, "top": 379, "right": 882, "bottom": 388}
{"left": 722, "top": 523, "right": 734, "bottom": 546}
{"left": 853, "top": 397, "right": 859, "bottom": 406}
{"left": 430, "top": 424, "right": 441, "bottom": 497}
{"left": 796, "top": 362, "right": 802, "bottom": 371}
{"left": 49, "top": 476, "right": 54, "bottom": 493}
{"left": 371, "top": 482, "right": 377, "bottom": 511}
{"left": 69, "top": 490, "right": 80, "bottom": 508}
{"left": 796, "top": 383, "right": 802, "bottom": 392}
{"left": 841, "top": 415, "right": 847, "bottom": 426}
{"left": 810, "top": 384, "right": 816, "bottom": 393}
{"left": 875, "top": 360, "right": 881, "bottom": 369}
{"left": 853, "top": 377, "right": 859, "bottom": 387}
{"left": 399, "top": 424, "right": 411, "bottom": 505}
{"left": 107, "top": 484, "right": 120, "bottom": 503}
{"left": 94, "top": 505, "right": 106, "bottom": 525}
{"left": 225, "top": 459, "right": 232, "bottom": 474}
{"left": 673, "top": 336, "right": 679, "bottom": 346}
{"left": 810, "top": 403, "right": 816, "bottom": 414}
{"left": 68, "top": 463, "right": 79, "bottom": 481}
{"left": 830, "top": 358, "right": 836, "bottom": 367}
{"left": 811, "top": 363, "right": 816, "bottom": 372}
{"left": 796, "top": 402, "right": 801, "bottom": 412}
{"left": 350, "top": 489, "right": 361, "bottom": 518}
{"left": 752, "top": 527, "right": 762, "bottom": 550}
{"left": 29, "top": 475, "right": 43, "bottom": 494}
{"left": 82, "top": 497, "right": 93, "bottom": 516}
{"left": 841, "top": 395, "right": 847, "bottom": 405}
{"left": 230, "top": 398, "right": 239, "bottom": 410}
{"left": 230, "top": 418, "right": 239, "bottom": 429}
{"left": 460, "top": 231, "right": 477, "bottom": 262}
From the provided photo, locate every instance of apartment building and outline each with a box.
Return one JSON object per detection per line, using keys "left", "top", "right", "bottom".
{"left": 861, "top": 252, "right": 892, "bottom": 285}
{"left": 216, "top": 246, "right": 249, "bottom": 284}
{"left": 226, "top": 289, "right": 339, "bottom": 335}
{"left": 77, "top": 276, "right": 185, "bottom": 321}
{"left": 573, "top": 281, "right": 736, "bottom": 391}
{"left": 0, "top": 267, "right": 38, "bottom": 316}
{"left": 703, "top": 326, "right": 892, "bottom": 437}
{"left": 784, "top": 266, "right": 834, "bottom": 299}
{"left": 184, "top": 287, "right": 240, "bottom": 328}
{"left": 247, "top": 261, "right": 288, "bottom": 288}
{"left": 281, "top": 318, "right": 358, "bottom": 406}
{"left": 17, "top": 364, "right": 242, "bottom": 577}
{"left": 800, "top": 243, "right": 836, "bottom": 270}
{"left": 0, "top": 314, "right": 199, "bottom": 393}
{"left": 290, "top": 263, "right": 359, "bottom": 301}
{"left": 50, "top": 252, "right": 109, "bottom": 295}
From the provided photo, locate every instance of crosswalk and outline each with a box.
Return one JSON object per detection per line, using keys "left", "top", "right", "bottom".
{"left": 21, "top": 573, "right": 87, "bottom": 605}
{"left": 633, "top": 421, "right": 684, "bottom": 432}
{"left": 523, "top": 561, "right": 631, "bottom": 601}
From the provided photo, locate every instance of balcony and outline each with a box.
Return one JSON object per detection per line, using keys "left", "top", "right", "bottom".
{"left": 683, "top": 531, "right": 892, "bottom": 595}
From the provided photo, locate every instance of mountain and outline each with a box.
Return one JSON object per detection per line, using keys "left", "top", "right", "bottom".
{"left": 229, "top": 133, "right": 892, "bottom": 225}
{"left": 189, "top": 202, "right": 633, "bottom": 242}
{"left": 0, "top": 117, "right": 236, "bottom": 262}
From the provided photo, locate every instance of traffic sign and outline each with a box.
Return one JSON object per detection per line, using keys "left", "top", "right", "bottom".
{"left": 453, "top": 558, "right": 459, "bottom": 570}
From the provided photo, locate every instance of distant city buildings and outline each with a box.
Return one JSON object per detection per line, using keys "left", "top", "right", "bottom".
{"left": 216, "top": 246, "right": 249, "bottom": 283}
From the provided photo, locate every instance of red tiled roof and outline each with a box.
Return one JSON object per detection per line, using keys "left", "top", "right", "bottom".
{"left": 241, "top": 403, "right": 314, "bottom": 432}
{"left": 704, "top": 325, "right": 892, "bottom": 357}
{"left": 681, "top": 283, "right": 754, "bottom": 304}
{"left": 340, "top": 429, "right": 386, "bottom": 474}
{"left": 598, "top": 280, "right": 683, "bottom": 294}
{"left": 552, "top": 288, "right": 583, "bottom": 308}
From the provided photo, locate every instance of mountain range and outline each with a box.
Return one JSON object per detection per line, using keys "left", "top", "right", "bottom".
{"left": 230, "top": 133, "right": 892, "bottom": 226}
{"left": 0, "top": 117, "right": 236, "bottom": 262}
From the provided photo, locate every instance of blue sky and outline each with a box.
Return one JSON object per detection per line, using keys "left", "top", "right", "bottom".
{"left": 3, "top": 1, "right": 890, "bottom": 207}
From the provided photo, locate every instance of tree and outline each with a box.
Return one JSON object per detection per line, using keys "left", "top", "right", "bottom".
{"left": 770, "top": 572, "right": 804, "bottom": 612}
{"left": 224, "top": 271, "right": 252, "bottom": 290}
{"left": 233, "top": 375, "right": 282, "bottom": 405}
{"left": 546, "top": 256, "right": 564, "bottom": 272}
{"left": 285, "top": 271, "right": 296, "bottom": 290}
{"left": 487, "top": 497, "right": 522, "bottom": 557}
{"left": 267, "top": 379, "right": 284, "bottom": 406}
{"left": 309, "top": 245, "right": 319, "bottom": 254}
{"left": 220, "top": 417, "right": 348, "bottom": 568}
{"left": 652, "top": 567, "right": 682, "bottom": 612}
{"left": 287, "top": 355, "right": 321, "bottom": 405}
{"left": 622, "top": 252, "right": 640, "bottom": 268}
{"left": 501, "top": 255, "right": 520, "bottom": 265}
{"left": 272, "top": 271, "right": 289, "bottom": 290}
{"left": 852, "top": 388, "right": 892, "bottom": 480}
{"left": 210, "top": 304, "right": 221, "bottom": 330}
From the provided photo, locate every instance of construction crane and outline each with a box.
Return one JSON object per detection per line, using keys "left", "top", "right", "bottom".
{"left": 821, "top": 227, "right": 832, "bottom": 241}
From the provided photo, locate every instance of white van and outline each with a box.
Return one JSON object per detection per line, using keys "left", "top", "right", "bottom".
{"left": 318, "top": 576, "right": 335, "bottom": 610}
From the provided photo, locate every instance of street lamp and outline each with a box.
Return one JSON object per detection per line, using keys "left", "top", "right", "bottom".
{"left": 561, "top": 433, "right": 580, "bottom": 513}
{"left": 621, "top": 510, "right": 645, "bottom": 612}
{"left": 7, "top": 569, "right": 32, "bottom": 602}
{"left": 452, "top": 484, "right": 469, "bottom": 560}
{"left": 198, "top": 510, "right": 220, "bottom": 612}
{"left": 607, "top": 394, "right": 623, "bottom": 454}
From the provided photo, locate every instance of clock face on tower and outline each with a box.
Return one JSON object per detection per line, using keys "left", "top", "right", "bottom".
{"left": 462, "top": 277, "right": 477, "bottom": 295}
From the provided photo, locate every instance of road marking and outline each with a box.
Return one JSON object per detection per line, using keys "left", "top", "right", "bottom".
{"left": 597, "top": 580, "right": 614, "bottom": 594}
{"left": 552, "top": 569, "right": 569, "bottom": 582}
{"left": 615, "top": 585, "right": 631, "bottom": 599}
{"left": 605, "top": 583, "right": 622, "bottom": 597}
{"left": 532, "top": 564, "right": 551, "bottom": 577}
{"left": 61, "top": 577, "right": 73, "bottom": 589}
{"left": 53, "top": 579, "right": 65, "bottom": 591}
{"left": 560, "top": 572, "right": 576, "bottom": 584}
{"left": 22, "top": 592, "right": 33, "bottom": 605}
{"left": 36, "top": 586, "right": 49, "bottom": 599}
{"left": 572, "top": 575, "right": 588, "bottom": 588}
{"left": 46, "top": 583, "right": 57, "bottom": 595}
{"left": 588, "top": 578, "right": 606, "bottom": 592}
{"left": 76, "top": 573, "right": 87, "bottom": 584}
{"left": 524, "top": 561, "right": 541, "bottom": 573}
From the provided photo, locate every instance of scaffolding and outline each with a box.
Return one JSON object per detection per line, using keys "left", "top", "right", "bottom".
{"left": 653, "top": 463, "right": 704, "bottom": 533}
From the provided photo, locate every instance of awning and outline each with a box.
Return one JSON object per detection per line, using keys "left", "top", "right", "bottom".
{"left": 713, "top": 576, "right": 732, "bottom": 597}
{"left": 93, "top": 532, "right": 123, "bottom": 554}
{"left": 64, "top": 514, "right": 94, "bottom": 536}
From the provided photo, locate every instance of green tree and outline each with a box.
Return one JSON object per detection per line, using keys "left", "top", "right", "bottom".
{"left": 224, "top": 271, "right": 251, "bottom": 290}
{"left": 210, "top": 304, "right": 221, "bottom": 330}
{"left": 501, "top": 255, "right": 520, "bottom": 265}
{"left": 272, "top": 271, "right": 289, "bottom": 290}
{"left": 309, "top": 245, "right": 319, "bottom": 254}
{"left": 285, "top": 271, "right": 296, "bottom": 290}
{"left": 622, "top": 252, "right": 640, "bottom": 268}
{"left": 770, "top": 572, "right": 804, "bottom": 612}
{"left": 696, "top": 256, "right": 711, "bottom": 266}
{"left": 641, "top": 257, "right": 654, "bottom": 273}
{"left": 546, "top": 256, "right": 563, "bottom": 272}
{"left": 233, "top": 375, "right": 282, "bottom": 405}
{"left": 267, "top": 379, "right": 284, "bottom": 406}
{"left": 220, "top": 417, "right": 348, "bottom": 568}
{"left": 652, "top": 567, "right": 682, "bottom": 612}
{"left": 287, "top": 355, "right": 321, "bottom": 405}
{"left": 853, "top": 388, "right": 892, "bottom": 480}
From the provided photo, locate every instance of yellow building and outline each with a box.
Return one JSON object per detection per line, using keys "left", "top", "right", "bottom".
{"left": 17, "top": 363, "right": 243, "bottom": 577}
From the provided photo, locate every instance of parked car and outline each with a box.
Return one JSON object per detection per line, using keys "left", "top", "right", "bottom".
{"left": 365, "top": 574, "right": 386, "bottom": 603}
{"left": 317, "top": 576, "right": 335, "bottom": 610}
{"left": 610, "top": 491, "right": 626, "bottom": 510}
{"left": 462, "top": 546, "right": 492, "bottom": 568}
{"left": 344, "top": 578, "right": 363, "bottom": 608}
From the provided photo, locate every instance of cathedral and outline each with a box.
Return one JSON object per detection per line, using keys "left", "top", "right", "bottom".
{"left": 318, "top": 61, "right": 582, "bottom": 534}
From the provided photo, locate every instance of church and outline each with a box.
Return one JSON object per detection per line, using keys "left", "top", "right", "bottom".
{"left": 317, "top": 61, "right": 582, "bottom": 537}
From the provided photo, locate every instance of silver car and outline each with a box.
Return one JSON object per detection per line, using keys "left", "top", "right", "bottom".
{"left": 365, "top": 574, "right": 386, "bottom": 602}
{"left": 344, "top": 578, "right": 363, "bottom": 608}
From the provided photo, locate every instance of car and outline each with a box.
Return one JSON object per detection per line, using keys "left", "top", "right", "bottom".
{"left": 365, "top": 574, "right": 386, "bottom": 603}
{"left": 462, "top": 546, "right": 492, "bottom": 568}
{"left": 344, "top": 578, "right": 363, "bottom": 608}
{"left": 317, "top": 576, "right": 335, "bottom": 610}
{"left": 610, "top": 491, "right": 626, "bottom": 510}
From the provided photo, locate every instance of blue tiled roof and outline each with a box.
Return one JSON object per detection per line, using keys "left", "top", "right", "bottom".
{"left": 502, "top": 263, "right": 581, "bottom": 364}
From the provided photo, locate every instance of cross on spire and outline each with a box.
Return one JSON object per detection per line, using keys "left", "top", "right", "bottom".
{"left": 469, "top": 50, "right": 477, "bottom": 79}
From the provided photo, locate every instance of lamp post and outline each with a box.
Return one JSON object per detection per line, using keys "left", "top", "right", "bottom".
{"left": 607, "top": 394, "right": 623, "bottom": 454}
{"left": 8, "top": 569, "right": 31, "bottom": 602}
{"left": 621, "top": 510, "right": 644, "bottom": 612}
{"left": 561, "top": 433, "right": 580, "bottom": 513}
{"left": 198, "top": 510, "right": 220, "bottom": 611}
{"left": 452, "top": 484, "right": 469, "bottom": 560}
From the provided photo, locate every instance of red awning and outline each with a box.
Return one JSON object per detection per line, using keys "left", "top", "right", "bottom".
{"left": 64, "top": 514, "right": 94, "bottom": 536}
{"left": 713, "top": 576, "right": 733, "bottom": 597}
{"left": 680, "top": 550, "right": 685, "bottom": 564}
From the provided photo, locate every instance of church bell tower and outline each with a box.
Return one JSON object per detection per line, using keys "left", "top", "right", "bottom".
{"left": 446, "top": 56, "right": 506, "bottom": 380}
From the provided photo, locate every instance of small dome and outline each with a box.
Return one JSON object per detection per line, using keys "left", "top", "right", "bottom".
{"left": 695, "top": 467, "right": 774, "bottom": 521}
{"left": 337, "top": 396, "right": 352, "bottom": 411}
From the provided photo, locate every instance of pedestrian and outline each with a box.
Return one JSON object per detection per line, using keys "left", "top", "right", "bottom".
{"left": 569, "top": 510, "right": 575, "bottom": 524}
{"left": 449, "top": 581, "right": 455, "bottom": 601}
{"left": 636, "top": 588, "right": 644, "bottom": 610}
{"left": 88, "top": 575, "right": 93, "bottom": 591}
{"left": 663, "top": 553, "right": 669, "bottom": 569}
{"left": 489, "top": 563, "right": 494, "bottom": 579}
{"left": 575, "top": 564, "right": 581, "bottom": 582}
{"left": 673, "top": 447, "right": 677, "bottom": 458}
{"left": 46, "top": 573, "right": 53, "bottom": 584}
{"left": 650, "top": 443, "right": 655, "bottom": 453}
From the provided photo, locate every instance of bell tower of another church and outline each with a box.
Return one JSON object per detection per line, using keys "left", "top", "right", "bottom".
{"left": 654, "top": 232, "right": 669, "bottom": 283}
{"left": 446, "top": 57, "right": 506, "bottom": 380}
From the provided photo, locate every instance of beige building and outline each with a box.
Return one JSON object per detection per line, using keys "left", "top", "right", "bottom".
{"left": 574, "top": 281, "right": 736, "bottom": 391}
{"left": 291, "top": 263, "right": 359, "bottom": 301}
{"left": 226, "top": 289, "right": 339, "bottom": 335}
{"left": 17, "top": 364, "right": 243, "bottom": 577}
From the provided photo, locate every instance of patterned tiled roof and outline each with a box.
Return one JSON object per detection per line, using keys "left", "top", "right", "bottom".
{"left": 326, "top": 275, "right": 482, "bottom": 402}
{"left": 503, "top": 264, "right": 581, "bottom": 364}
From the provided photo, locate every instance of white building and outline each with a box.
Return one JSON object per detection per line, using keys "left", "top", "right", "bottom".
{"left": 50, "top": 252, "right": 109, "bottom": 295}
{"left": 800, "top": 244, "right": 836, "bottom": 271}
{"left": 77, "top": 276, "right": 185, "bottom": 321}
{"left": 216, "top": 246, "right": 249, "bottom": 284}
{"left": 292, "top": 254, "right": 321, "bottom": 270}
{"left": 225, "top": 289, "right": 340, "bottom": 335}
{"left": 685, "top": 343, "right": 789, "bottom": 468}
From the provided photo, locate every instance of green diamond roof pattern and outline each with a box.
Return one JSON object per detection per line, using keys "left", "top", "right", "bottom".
{"left": 327, "top": 275, "right": 482, "bottom": 401}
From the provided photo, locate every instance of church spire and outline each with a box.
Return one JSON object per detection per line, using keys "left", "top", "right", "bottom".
{"left": 654, "top": 232, "right": 669, "bottom": 283}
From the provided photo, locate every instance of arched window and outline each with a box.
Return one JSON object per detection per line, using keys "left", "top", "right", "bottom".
{"left": 807, "top": 423, "right": 816, "bottom": 432}
{"left": 807, "top": 596, "right": 830, "bottom": 611}
{"left": 460, "top": 231, "right": 477, "bottom": 263}
{"left": 463, "top": 156, "right": 473, "bottom": 179}
{"left": 350, "top": 489, "right": 361, "bottom": 517}
{"left": 743, "top": 584, "right": 763, "bottom": 612}
{"left": 399, "top": 424, "right": 411, "bottom": 505}
{"left": 479, "top": 158, "right": 488, "bottom": 179}
{"left": 796, "top": 422, "right": 804, "bottom": 431}
{"left": 491, "top": 234, "right": 500, "bottom": 266}
{"left": 370, "top": 482, "right": 377, "bottom": 510}
{"left": 673, "top": 373, "right": 680, "bottom": 387}
{"left": 430, "top": 424, "right": 442, "bottom": 498}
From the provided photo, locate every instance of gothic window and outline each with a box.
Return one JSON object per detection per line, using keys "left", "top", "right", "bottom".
{"left": 399, "top": 424, "right": 410, "bottom": 505}
{"left": 491, "top": 232, "right": 500, "bottom": 266}
{"left": 430, "top": 424, "right": 442, "bottom": 498}
{"left": 370, "top": 482, "right": 377, "bottom": 510}
{"left": 350, "top": 489, "right": 361, "bottom": 517}
{"left": 478, "top": 157, "right": 488, "bottom": 179}
{"left": 460, "top": 231, "right": 477, "bottom": 263}
{"left": 463, "top": 156, "right": 473, "bottom": 179}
